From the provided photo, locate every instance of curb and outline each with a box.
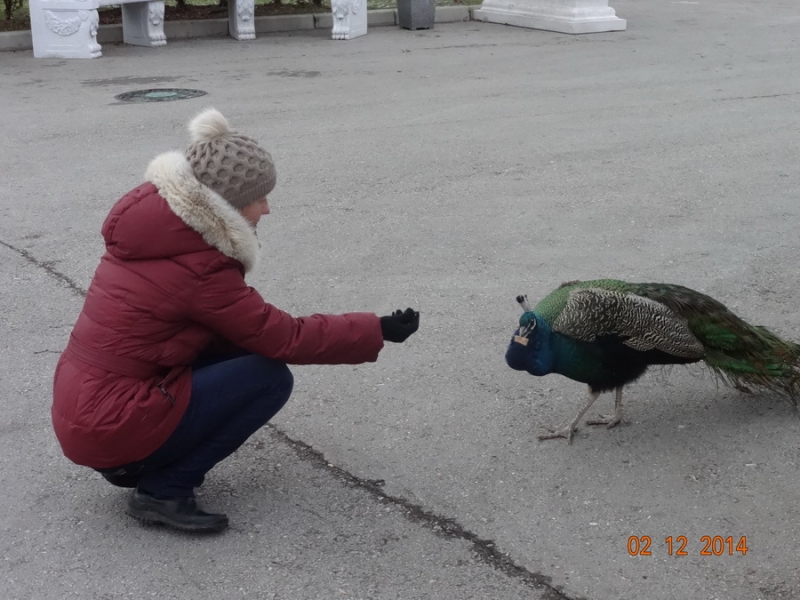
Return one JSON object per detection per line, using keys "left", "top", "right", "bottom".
{"left": 0, "top": 6, "right": 478, "bottom": 53}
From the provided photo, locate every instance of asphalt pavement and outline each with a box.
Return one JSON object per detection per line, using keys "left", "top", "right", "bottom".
{"left": 1, "top": 1, "right": 799, "bottom": 598}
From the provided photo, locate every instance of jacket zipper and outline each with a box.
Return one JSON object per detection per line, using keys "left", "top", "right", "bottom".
{"left": 158, "top": 384, "right": 177, "bottom": 406}
{"left": 157, "top": 369, "right": 180, "bottom": 406}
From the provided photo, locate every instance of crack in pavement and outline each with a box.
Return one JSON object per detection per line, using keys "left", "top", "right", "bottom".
{"left": 1, "top": 240, "right": 87, "bottom": 298}
{"left": 715, "top": 91, "right": 800, "bottom": 102}
{"left": 274, "top": 427, "right": 579, "bottom": 600}
{"left": 3, "top": 237, "right": 581, "bottom": 600}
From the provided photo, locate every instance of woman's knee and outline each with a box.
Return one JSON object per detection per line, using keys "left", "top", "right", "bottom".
{"left": 273, "top": 361, "right": 294, "bottom": 399}
{"left": 248, "top": 359, "right": 293, "bottom": 423}
{"left": 251, "top": 356, "right": 293, "bottom": 399}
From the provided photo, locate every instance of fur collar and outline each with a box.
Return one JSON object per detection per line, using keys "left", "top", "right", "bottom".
{"left": 145, "top": 151, "right": 260, "bottom": 273}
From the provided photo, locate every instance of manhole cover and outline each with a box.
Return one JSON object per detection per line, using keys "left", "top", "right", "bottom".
{"left": 115, "top": 88, "right": 207, "bottom": 103}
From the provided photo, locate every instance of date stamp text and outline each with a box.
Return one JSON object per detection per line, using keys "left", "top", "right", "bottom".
{"left": 627, "top": 536, "right": 749, "bottom": 556}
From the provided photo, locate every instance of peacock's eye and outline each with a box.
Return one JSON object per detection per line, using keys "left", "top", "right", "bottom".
{"left": 519, "top": 313, "right": 537, "bottom": 334}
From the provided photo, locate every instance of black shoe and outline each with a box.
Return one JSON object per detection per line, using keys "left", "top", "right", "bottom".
{"left": 126, "top": 490, "right": 229, "bottom": 533}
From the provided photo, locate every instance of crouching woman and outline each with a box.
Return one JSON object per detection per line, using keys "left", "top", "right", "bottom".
{"left": 52, "top": 108, "right": 419, "bottom": 534}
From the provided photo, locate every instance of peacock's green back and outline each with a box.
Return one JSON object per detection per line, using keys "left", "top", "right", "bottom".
{"left": 533, "top": 279, "right": 634, "bottom": 324}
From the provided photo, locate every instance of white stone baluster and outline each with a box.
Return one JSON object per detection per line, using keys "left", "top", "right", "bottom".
{"left": 229, "top": 0, "right": 256, "bottom": 40}
{"left": 331, "top": 0, "right": 367, "bottom": 40}
{"left": 121, "top": 1, "right": 166, "bottom": 46}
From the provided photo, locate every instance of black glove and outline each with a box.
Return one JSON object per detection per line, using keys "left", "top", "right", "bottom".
{"left": 380, "top": 308, "right": 420, "bottom": 343}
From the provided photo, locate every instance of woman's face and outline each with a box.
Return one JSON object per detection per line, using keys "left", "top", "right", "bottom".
{"left": 241, "top": 197, "right": 270, "bottom": 226}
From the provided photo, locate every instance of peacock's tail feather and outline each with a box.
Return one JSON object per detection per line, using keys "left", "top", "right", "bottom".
{"left": 632, "top": 283, "right": 800, "bottom": 404}
{"left": 700, "top": 332, "right": 800, "bottom": 404}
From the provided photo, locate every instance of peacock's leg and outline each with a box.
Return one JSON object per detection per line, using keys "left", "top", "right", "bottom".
{"left": 538, "top": 387, "right": 601, "bottom": 444}
{"left": 587, "top": 386, "right": 624, "bottom": 428}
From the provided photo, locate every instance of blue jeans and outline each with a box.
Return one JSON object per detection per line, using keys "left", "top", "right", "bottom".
{"left": 102, "top": 353, "right": 293, "bottom": 497}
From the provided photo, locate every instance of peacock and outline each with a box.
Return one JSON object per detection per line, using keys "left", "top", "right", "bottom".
{"left": 505, "top": 279, "right": 800, "bottom": 443}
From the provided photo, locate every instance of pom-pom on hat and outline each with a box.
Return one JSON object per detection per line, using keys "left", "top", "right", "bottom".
{"left": 185, "top": 108, "right": 276, "bottom": 210}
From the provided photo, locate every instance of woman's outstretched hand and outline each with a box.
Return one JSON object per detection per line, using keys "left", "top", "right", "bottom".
{"left": 379, "top": 308, "right": 420, "bottom": 343}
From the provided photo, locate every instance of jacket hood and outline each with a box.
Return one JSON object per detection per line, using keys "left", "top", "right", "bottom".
{"left": 102, "top": 151, "right": 260, "bottom": 272}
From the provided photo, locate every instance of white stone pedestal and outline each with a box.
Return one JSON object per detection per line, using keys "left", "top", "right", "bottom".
{"left": 229, "top": 0, "right": 256, "bottom": 40}
{"left": 474, "top": 0, "right": 626, "bottom": 34}
{"left": 331, "top": 0, "right": 367, "bottom": 40}
{"left": 121, "top": 2, "right": 166, "bottom": 46}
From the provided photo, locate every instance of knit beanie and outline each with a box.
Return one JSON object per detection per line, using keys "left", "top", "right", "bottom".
{"left": 185, "top": 108, "right": 276, "bottom": 210}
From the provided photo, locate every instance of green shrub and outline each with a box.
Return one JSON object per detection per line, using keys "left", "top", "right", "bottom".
{"left": 4, "top": 0, "right": 24, "bottom": 20}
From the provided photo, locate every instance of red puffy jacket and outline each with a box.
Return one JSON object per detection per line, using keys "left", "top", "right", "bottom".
{"left": 52, "top": 151, "right": 384, "bottom": 468}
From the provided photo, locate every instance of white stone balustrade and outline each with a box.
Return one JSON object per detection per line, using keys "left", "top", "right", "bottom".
{"left": 29, "top": 0, "right": 165, "bottom": 58}
{"left": 331, "top": 0, "right": 367, "bottom": 40}
{"left": 475, "top": 0, "right": 626, "bottom": 34}
{"left": 27, "top": 0, "right": 622, "bottom": 59}
{"left": 29, "top": 0, "right": 258, "bottom": 58}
